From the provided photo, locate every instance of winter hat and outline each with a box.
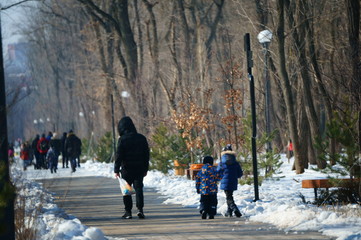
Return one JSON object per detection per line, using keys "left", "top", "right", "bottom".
{"left": 222, "top": 144, "right": 232, "bottom": 151}
{"left": 203, "top": 156, "right": 214, "bottom": 165}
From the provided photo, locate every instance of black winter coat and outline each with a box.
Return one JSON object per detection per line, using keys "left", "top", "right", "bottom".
{"left": 65, "top": 133, "right": 82, "bottom": 158}
{"left": 31, "top": 136, "right": 40, "bottom": 153}
{"left": 114, "top": 117, "right": 150, "bottom": 178}
{"left": 61, "top": 133, "right": 68, "bottom": 156}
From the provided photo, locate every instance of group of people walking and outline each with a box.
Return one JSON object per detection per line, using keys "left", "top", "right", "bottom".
{"left": 11, "top": 116, "right": 243, "bottom": 221}
{"left": 17, "top": 130, "right": 82, "bottom": 173}
{"left": 113, "top": 116, "right": 243, "bottom": 220}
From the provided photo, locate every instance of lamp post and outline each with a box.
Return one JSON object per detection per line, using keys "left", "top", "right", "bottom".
{"left": 33, "top": 119, "right": 39, "bottom": 133}
{"left": 257, "top": 30, "right": 273, "bottom": 153}
{"left": 244, "top": 33, "right": 259, "bottom": 201}
{"left": 46, "top": 117, "right": 54, "bottom": 132}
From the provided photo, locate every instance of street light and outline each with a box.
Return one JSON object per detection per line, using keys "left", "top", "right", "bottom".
{"left": 121, "top": 90, "right": 130, "bottom": 98}
{"left": 46, "top": 117, "right": 55, "bottom": 132}
{"left": 33, "top": 119, "right": 39, "bottom": 132}
{"left": 257, "top": 30, "right": 273, "bottom": 153}
{"left": 38, "top": 118, "right": 45, "bottom": 133}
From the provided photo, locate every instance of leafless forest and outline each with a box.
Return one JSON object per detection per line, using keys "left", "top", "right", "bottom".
{"left": 4, "top": 0, "right": 361, "bottom": 173}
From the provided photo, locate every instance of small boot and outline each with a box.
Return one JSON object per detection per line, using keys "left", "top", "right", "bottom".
{"left": 234, "top": 210, "right": 242, "bottom": 217}
{"left": 225, "top": 207, "right": 233, "bottom": 217}
{"left": 229, "top": 202, "right": 242, "bottom": 218}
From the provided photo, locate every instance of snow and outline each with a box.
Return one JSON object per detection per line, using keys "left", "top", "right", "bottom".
{"left": 11, "top": 152, "right": 361, "bottom": 240}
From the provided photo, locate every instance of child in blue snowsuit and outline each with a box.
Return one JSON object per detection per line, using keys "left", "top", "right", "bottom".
{"left": 195, "top": 156, "right": 222, "bottom": 219}
{"left": 46, "top": 144, "right": 58, "bottom": 174}
{"left": 217, "top": 144, "right": 243, "bottom": 217}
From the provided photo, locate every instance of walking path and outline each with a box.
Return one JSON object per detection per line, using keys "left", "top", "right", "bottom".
{"left": 39, "top": 176, "right": 333, "bottom": 240}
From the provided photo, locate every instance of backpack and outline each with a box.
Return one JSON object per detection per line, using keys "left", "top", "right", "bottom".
{"left": 40, "top": 140, "right": 49, "bottom": 151}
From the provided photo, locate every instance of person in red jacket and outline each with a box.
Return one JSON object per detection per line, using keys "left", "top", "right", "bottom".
{"left": 37, "top": 134, "right": 50, "bottom": 169}
{"left": 20, "top": 141, "right": 31, "bottom": 170}
{"left": 288, "top": 140, "right": 293, "bottom": 155}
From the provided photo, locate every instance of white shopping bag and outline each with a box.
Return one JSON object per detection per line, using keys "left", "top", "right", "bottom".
{"left": 117, "top": 177, "right": 135, "bottom": 196}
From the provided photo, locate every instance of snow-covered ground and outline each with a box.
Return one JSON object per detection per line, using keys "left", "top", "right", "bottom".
{"left": 11, "top": 153, "right": 361, "bottom": 240}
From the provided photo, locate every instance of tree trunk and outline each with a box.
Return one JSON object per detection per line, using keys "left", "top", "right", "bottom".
{"left": 346, "top": 0, "right": 361, "bottom": 152}
{"left": 285, "top": 0, "right": 326, "bottom": 168}
{"left": 176, "top": 0, "right": 191, "bottom": 89}
{"left": 303, "top": 0, "right": 336, "bottom": 164}
{"left": 276, "top": 0, "right": 304, "bottom": 173}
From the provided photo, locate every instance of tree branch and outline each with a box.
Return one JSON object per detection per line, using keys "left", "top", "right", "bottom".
{"left": 1, "top": 0, "right": 42, "bottom": 11}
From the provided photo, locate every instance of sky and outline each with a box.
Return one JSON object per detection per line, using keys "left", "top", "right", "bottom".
{"left": 1, "top": 0, "right": 28, "bottom": 49}
{"left": 11, "top": 150, "right": 361, "bottom": 240}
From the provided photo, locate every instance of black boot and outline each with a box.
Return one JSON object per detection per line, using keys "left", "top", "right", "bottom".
{"left": 123, "top": 195, "right": 133, "bottom": 219}
{"left": 234, "top": 210, "right": 242, "bottom": 217}
{"left": 226, "top": 207, "right": 233, "bottom": 217}
{"left": 122, "top": 211, "right": 132, "bottom": 219}
{"left": 137, "top": 210, "right": 145, "bottom": 219}
{"left": 230, "top": 203, "right": 242, "bottom": 218}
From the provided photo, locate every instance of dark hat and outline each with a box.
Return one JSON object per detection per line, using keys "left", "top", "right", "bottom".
{"left": 203, "top": 156, "right": 214, "bottom": 165}
{"left": 222, "top": 144, "right": 232, "bottom": 151}
{"left": 69, "top": 129, "right": 73, "bottom": 133}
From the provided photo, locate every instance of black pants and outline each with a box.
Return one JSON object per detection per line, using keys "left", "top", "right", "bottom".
{"left": 34, "top": 152, "right": 41, "bottom": 169}
{"left": 225, "top": 190, "right": 239, "bottom": 213}
{"left": 70, "top": 157, "right": 77, "bottom": 171}
{"left": 62, "top": 152, "right": 68, "bottom": 167}
{"left": 123, "top": 176, "right": 144, "bottom": 212}
{"left": 39, "top": 153, "right": 47, "bottom": 169}
{"left": 199, "top": 194, "right": 217, "bottom": 216}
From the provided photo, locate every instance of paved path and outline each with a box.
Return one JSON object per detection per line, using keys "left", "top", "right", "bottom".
{"left": 39, "top": 177, "right": 333, "bottom": 240}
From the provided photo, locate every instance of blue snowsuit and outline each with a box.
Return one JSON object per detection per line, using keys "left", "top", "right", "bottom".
{"left": 217, "top": 150, "right": 243, "bottom": 216}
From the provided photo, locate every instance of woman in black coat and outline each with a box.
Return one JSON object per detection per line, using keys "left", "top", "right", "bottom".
{"left": 114, "top": 116, "right": 150, "bottom": 219}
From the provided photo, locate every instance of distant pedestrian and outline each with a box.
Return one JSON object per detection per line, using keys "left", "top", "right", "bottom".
{"left": 114, "top": 116, "right": 150, "bottom": 219}
{"left": 46, "top": 131, "right": 53, "bottom": 141}
{"left": 61, "top": 132, "right": 69, "bottom": 168}
{"left": 196, "top": 156, "right": 222, "bottom": 219}
{"left": 217, "top": 144, "right": 243, "bottom": 218}
{"left": 288, "top": 139, "right": 293, "bottom": 161}
{"left": 31, "top": 134, "right": 41, "bottom": 169}
{"left": 8, "top": 143, "right": 14, "bottom": 164}
{"left": 46, "top": 143, "right": 58, "bottom": 174}
{"left": 37, "top": 134, "right": 50, "bottom": 169}
{"left": 20, "top": 141, "right": 31, "bottom": 170}
{"left": 65, "top": 130, "right": 82, "bottom": 173}
{"left": 50, "top": 133, "right": 62, "bottom": 158}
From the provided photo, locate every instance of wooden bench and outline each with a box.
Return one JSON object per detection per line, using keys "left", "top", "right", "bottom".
{"left": 302, "top": 178, "right": 359, "bottom": 199}
{"left": 188, "top": 164, "right": 204, "bottom": 180}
